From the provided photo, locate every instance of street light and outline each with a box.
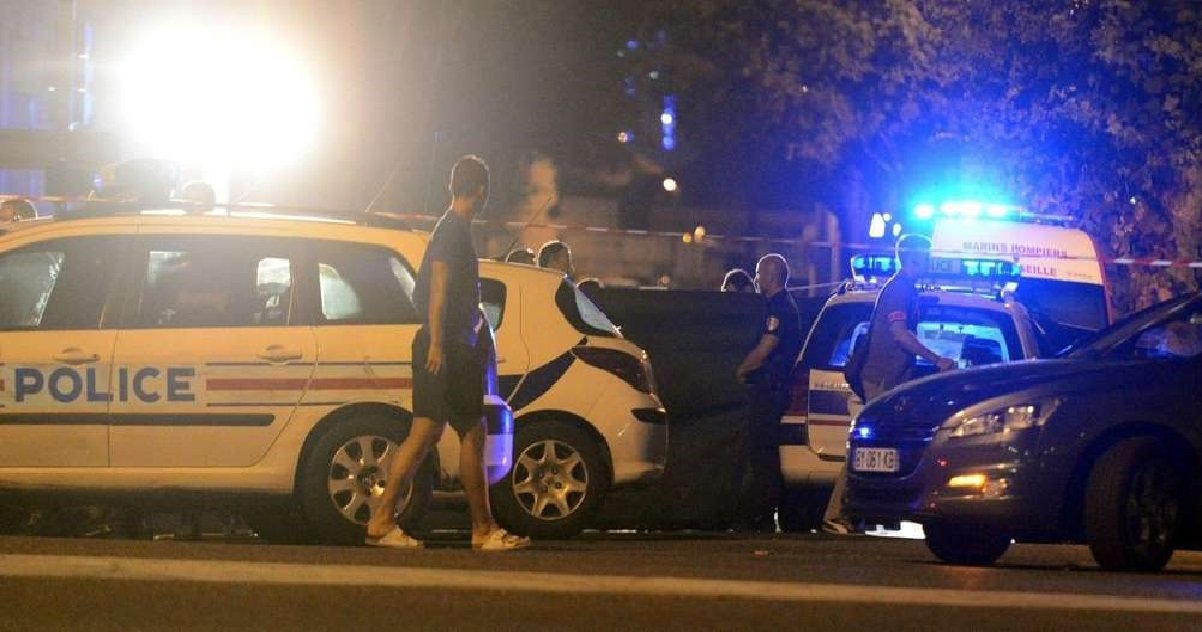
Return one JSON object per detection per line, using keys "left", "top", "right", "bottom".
{"left": 118, "top": 24, "right": 321, "bottom": 197}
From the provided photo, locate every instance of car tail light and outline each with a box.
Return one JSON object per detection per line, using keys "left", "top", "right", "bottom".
{"left": 572, "top": 346, "right": 654, "bottom": 394}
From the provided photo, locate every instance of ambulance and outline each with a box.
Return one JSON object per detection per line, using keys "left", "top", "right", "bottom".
{"left": 930, "top": 217, "right": 1110, "bottom": 340}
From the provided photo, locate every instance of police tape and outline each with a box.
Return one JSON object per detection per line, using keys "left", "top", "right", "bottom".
{"left": 6, "top": 194, "right": 1202, "bottom": 269}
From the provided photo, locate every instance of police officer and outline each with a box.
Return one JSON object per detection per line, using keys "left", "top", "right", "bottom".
{"left": 735, "top": 254, "right": 802, "bottom": 531}
{"left": 822, "top": 234, "right": 955, "bottom": 533}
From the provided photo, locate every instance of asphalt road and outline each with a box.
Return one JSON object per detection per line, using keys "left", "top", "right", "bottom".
{"left": 2, "top": 531, "right": 1202, "bottom": 631}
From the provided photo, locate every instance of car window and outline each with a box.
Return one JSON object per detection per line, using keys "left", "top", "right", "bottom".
{"left": 804, "top": 299, "right": 1023, "bottom": 370}
{"left": 314, "top": 243, "right": 419, "bottom": 325}
{"left": 134, "top": 238, "right": 295, "bottom": 328}
{"left": 1014, "top": 278, "right": 1109, "bottom": 331}
{"left": 914, "top": 305, "right": 1020, "bottom": 368}
{"left": 480, "top": 278, "right": 507, "bottom": 330}
{"left": 1067, "top": 294, "right": 1200, "bottom": 358}
{"left": 802, "top": 303, "right": 872, "bottom": 369}
{"left": 0, "top": 237, "right": 117, "bottom": 330}
{"left": 1117, "top": 306, "right": 1202, "bottom": 361}
{"left": 554, "top": 280, "right": 618, "bottom": 337}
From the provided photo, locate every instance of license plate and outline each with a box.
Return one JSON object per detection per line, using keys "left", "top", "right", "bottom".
{"left": 853, "top": 447, "right": 899, "bottom": 473}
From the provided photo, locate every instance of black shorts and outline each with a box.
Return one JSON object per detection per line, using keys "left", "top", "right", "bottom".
{"left": 412, "top": 329, "right": 485, "bottom": 433}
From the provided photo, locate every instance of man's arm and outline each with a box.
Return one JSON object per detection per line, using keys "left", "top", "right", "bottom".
{"left": 737, "top": 334, "right": 779, "bottom": 384}
{"left": 889, "top": 321, "right": 955, "bottom": 370}
{"left": 426, "top": 260, "right": 449, "bottom": 374}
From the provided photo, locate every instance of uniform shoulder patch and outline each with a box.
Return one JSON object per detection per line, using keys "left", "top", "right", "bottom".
{"left": 766, "top": 316, "right": 780, "bottom": 333}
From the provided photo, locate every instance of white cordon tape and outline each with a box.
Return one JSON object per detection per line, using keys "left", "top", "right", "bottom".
{"left": 6, "top": 194, "right": 1201, "bottom": 269}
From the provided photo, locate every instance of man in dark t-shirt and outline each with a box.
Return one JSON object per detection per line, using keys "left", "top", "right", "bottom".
{"left": 736, "top": 254, "right": 802, "bottom": 530}
{"left": 823, "top": 234, "right": 955, "bottom": 533}
{"left": 366, "top": 155, "right": 529, "bottom": 551}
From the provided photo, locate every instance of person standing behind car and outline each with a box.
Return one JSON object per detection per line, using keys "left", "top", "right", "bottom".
{"left": 735, "top": 254, "right": 802, "bottom": 531}
{"left": 823, "top": 234, "right": 955, "bottom": 533}
{"left": 365, "top": 155, "right": 529, "bottom": 551}
{"left": 721, "top": 268, "right": 756, "bottom": 293}
{"left": 537, "top": 240, "right": 574, "bottom": 280}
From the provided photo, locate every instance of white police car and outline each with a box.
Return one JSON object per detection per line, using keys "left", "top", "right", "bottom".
{"left": 0, "top": 207, "right": 665, "bottom": 541}
{"left": 777, "top": 256, "right": 1043, "bottom": 531}
{"left": 475, "top": 261, "right": 666, "bottom": 538}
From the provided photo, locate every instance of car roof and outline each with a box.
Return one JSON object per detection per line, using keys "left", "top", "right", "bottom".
{"left": 823, "top": 287, "right": 1017, "bottom": 313}
{"left": 0, "top": 211, "right": 428, "bottom": 247}
{"left": 479, "top": 259, "right": 568, "bottom": 289}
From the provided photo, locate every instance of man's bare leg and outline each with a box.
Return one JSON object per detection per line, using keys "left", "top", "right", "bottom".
{"left": 366, "top": 417, "right": 445, "bottom": 538}
{"left": 458, "top": 419, "right": 499, "bottom": 537}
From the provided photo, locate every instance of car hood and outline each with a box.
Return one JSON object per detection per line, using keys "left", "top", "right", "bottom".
{"left": 864, "top": 358, "right": 1155, "bottom": 421}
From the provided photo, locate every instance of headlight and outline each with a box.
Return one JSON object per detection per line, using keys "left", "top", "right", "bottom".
{"left": 944, "top": 402, "right": 1057, "bottom": 438}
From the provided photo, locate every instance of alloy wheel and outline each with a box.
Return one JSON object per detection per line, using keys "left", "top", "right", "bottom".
{"left": 512, "top": 439, "right": 589, "bottom": 520}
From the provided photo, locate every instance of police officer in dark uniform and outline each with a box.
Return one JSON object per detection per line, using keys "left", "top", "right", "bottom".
{"left": 736, "top": 254, "right": 802, "bottom": 531}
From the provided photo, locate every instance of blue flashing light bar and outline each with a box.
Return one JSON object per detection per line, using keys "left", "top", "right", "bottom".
{"left": 853, "top": 253, "right": 1021, "bottom": 289}
{"left": 911, "top": 199, "right": 1024, "bottom": 221}
{"left": 851, "top": 254, "right": 898, "bottom": 281}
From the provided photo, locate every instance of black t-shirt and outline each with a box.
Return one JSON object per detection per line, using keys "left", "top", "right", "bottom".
{"left": 413, "top": 211, "right": 481, "bottom": 345}
{"left": 759, "top": 289, "right": 803, "bottom": 386}
{"left": 861, "top": 274, "right": 920, "bottom": 388}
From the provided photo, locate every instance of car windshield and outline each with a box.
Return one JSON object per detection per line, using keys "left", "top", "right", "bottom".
{"left": 1013, "top": 278, "right": 1109, "bottom": 331}
{"left": 1064, "top": 293, "right": 1202, "bottom": 359}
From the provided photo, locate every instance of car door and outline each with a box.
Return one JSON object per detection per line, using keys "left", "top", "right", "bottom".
{"left": 479, "top": 273, "right": 530, "bottom": 398}
{"left": 301, "top": 241, "right": 419, "bottom": 412}
{"left": 803, "top": 301, "right": 872, "bottom": 460}
{"left": 108, "top": 235, "right": 316, "bottom": 467}
{"left": 0, "top": 236, "right": 122, "bottom": 466}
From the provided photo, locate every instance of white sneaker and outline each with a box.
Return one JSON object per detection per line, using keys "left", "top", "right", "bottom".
{"left": 365, "top": 527, "right": 424, "bottom": 549}
{"left": 472, "top": 528, "right": 531, "bottom": 551}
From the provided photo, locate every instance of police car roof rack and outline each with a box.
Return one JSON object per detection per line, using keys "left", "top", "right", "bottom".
{"left": 50, "top": 199, "right": 415, "bottom": 231}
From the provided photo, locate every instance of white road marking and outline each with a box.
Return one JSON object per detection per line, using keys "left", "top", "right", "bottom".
{"left": 2, "top": 553, "right": 1200, "bottom": 614}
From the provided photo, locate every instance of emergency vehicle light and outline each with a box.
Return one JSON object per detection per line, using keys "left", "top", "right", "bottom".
{"left": 850, "top": 254, "right": 898, "bottom": 283}
{"left": 926, "top": 258, "right": 1020, "bottom": 281}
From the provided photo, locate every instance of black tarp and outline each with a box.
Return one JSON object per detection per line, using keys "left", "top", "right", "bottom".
{"left": 589, "top": 288, "right": 825, "bottom": 528}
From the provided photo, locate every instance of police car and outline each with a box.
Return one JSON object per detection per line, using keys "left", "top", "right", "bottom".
{"left": 478, "top": 260, "right": 667, "bottom": 538}
{"left": 0, "top": 206, "right": 665, "bottom": 542}
{"left": 777, "top": 256, "right": 1043, "bottom": 531}
{"left": 844, "top": 292, "right": 1202, "bottom": 572}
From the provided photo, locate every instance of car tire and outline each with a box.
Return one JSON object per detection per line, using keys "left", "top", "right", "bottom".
{"left": 779, "top": 487, "right": 827, "bottom": 533}
{"left": 491, "top": 420, "right": 609, "bottom": 539}
{"left": 297, "top": 413, "right": 435, "bottom": 545}
{"left": 924, "top": 522, "right": 1010, "bottom": 566}
{"left": 1084, "top": 437, "right": 1182, "bottom": 572}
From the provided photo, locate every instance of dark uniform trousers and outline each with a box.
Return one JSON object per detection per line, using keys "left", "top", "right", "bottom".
{"left": 740, "top": 377, "right": 790, "bottom": 527}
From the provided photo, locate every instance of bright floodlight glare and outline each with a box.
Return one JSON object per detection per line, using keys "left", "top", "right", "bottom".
{"left": 914, "top": 204, "right": 935, "bottom": 219}
{"left": 662, "top": 177, "right": 678, "bottom": 192}
{"left": 120, "top": 26, "right": 320, "bottom": 167}
{"left": 986, "top": 204, "right": 1010, "bottom": 218}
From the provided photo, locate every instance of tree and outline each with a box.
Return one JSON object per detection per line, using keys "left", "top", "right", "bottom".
{"left": 650, "top": 0, "right": 1202, "bottom": 311}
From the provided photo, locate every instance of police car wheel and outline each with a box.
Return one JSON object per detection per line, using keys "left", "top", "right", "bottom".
{"left": 1085, "top": 437, "right": 1182, "bottom": 572}
{"left": 297, "top": 413, "right": 435, "bottom": 545}
{"left": 924, "top": 522, "right": 1010, "bottom": 566}
{"left": 491, "top": 420, "right": 608, "bottom": 539}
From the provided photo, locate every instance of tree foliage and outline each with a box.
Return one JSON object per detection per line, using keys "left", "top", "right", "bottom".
{"left": 651, "top": 0, "right": 1202, "bottom": 310}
